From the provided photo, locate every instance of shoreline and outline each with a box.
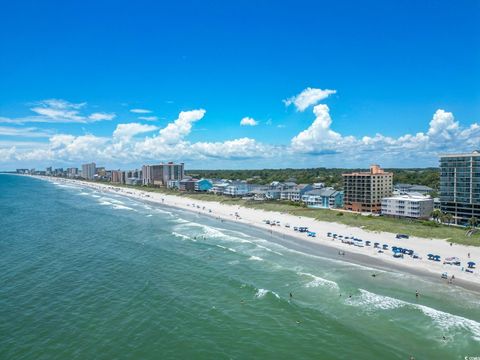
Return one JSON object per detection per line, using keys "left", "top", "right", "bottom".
{"left": 31, "top": 175, "right": 480, "bottom": 293}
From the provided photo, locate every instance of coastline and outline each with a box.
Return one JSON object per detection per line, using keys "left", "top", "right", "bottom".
{"left": 32, "top": 175, "right": 480, "bottom": 293}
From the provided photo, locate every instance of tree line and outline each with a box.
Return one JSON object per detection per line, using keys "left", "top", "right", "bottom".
{"left": 187, "top": 167, "right": 440, "bottom": 190}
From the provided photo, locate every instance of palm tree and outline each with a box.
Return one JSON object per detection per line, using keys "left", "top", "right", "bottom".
{"left": 468, "top": 216, "right": 478, "bottom": 228}
{"left": 443, "top": 213, "right": 454, "bottom": 226}
{"left": 431, "top": 209, "right": 443, "bottom": 223}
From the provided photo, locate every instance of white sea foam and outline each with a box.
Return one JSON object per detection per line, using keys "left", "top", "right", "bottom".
{"left": 215, "top": 244, "right": 236, "bottom": 252}
{"left": 172, "top": 232, "right": 195, "bottom": 241}
{"left": 253, "top": 243, "right": 283, "bottom": 256}
{"left": 286, "top": 247, "right": 386, "bottom": 272}
{"left": 347, "top": 289, "right": 480, "bottom": 340}
{"left": 255, "top": 288, "right": 280, "bottom": 299}
{"left": 105, "top": 197, "right": 125, "bottom": 205}
{"left": 297, "top": 272, "right": 339, "bottom": 290}
{"left": 347, "top": 289, "right": 405, "bottom": 310}
{"left": 146, "top": 214, "right": 153, "bottom": 217}
{"left": 249, "top": 256, "right": 264, "bottom": 261}
{"left": 154, "top": 208, "right": 174, "bottom": 216}
{"left": 112, "top": 204, "right": 136, "bottom": 211}
{"left": 417, "top": 304, "right": 480, "bottom": 341}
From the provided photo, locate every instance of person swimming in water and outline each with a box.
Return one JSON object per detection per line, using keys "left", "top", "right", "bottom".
{"left": 289, "top": 292, "right": 293, "bottom": 299}
{"left": 415, "top": 290, "right": 419, "bottom": 298}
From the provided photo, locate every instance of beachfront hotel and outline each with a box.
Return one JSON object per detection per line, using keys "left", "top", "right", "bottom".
{"left": 342, "top": 164, "right": 393, "bottom": 213}
{"left": 381, "top": 193, "right": 433, "bottom": 219}
{"left": 81, "top": 163, "right": 96, "bottom": 180}
{"left": 440, "top": 151, "right": 480, "bottom": 225}
{"left": 111, "top": 170, "right": 126, "bottom": 184}
{"left": 142, "top": 162, "right": 185, "bottom": 186}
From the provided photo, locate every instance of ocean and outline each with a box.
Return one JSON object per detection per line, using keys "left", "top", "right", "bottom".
{"left": 1, "top": 174, "right": 479, "bottom": 359}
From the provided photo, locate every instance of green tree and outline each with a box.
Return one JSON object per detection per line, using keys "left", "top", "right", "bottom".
{"left": 442, "top": 213, "right": 454, "bottom": 226}
{"left": 431, "top": 209, "right": 443, "bottom": 223}
{"left": 468, "top": 216, "right": 478, "bottom": 228}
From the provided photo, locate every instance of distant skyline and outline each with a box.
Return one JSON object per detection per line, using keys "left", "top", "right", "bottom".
{"left": 1, "top": 0, "right": 479, "bottom": 170}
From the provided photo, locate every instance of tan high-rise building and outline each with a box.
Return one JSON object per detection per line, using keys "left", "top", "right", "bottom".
{"left": 142, "top": 162, "right": 184, "bottom": 186}
{"left": 111, "top": 170, "right": 126, "bottom": 184}
{"left": 342, "top": 164, "right": 393, "bottom": 213}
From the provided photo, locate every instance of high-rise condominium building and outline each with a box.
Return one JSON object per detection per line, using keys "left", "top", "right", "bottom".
{"left": 343, "top": 164, "right": 393, "bottom": 213}
{"left": 111, "top": 170, "right": 126, "bottom": 184}
{"left": 142, "top": 162, "right": 184, "bottom": 186}
{"left": 82, "top": 162, "right": 96, "bottom": 180}
{"left": 440, "top": 151, "right": 480, "bottom": 225}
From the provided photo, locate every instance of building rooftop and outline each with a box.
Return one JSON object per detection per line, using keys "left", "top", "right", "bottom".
{"left": 343, "top": 165, "right": 392, "bottom": 176}
{"left": 395, "top": 183, "right": 433, "bottom": 191}
{"left": 304, "top": 188, "right": 340, "bottom": 197}
{"left": 382, "top": 194, "right": 432, "bottom": 201}
{"left": 440, "top": 150, "right": 480, "bottom": 158}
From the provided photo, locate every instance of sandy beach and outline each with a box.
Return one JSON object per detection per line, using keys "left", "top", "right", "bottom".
{"left": 40, "top": 176, "right": 480, "bottom": 291}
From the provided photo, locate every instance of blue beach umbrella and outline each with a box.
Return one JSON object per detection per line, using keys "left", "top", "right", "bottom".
{"left": 468, "top": 261, "right": 476, "bottom": 268}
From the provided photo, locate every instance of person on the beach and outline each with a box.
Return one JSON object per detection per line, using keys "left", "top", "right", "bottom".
{"left": 468, "top": 252, "right": 471, "bottom": 258}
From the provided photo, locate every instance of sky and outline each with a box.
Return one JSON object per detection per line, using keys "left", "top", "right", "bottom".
{"left": 0, "top": 0, "right": 479, "bottom": 170}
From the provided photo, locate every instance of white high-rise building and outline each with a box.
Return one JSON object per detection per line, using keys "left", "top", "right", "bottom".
{"left": 82, "top": 163, "right": 96, "bottom": 180}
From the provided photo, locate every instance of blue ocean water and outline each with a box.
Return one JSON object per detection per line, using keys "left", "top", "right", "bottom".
{"left": 1, "top": 174, "right": 479, "bottom": 359}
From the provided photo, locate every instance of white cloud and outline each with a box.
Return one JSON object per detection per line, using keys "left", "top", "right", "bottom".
{"left": 427, "top": 109, "right": 459, "bottom": 139}
{"left": 130, "top": 109, "right": 152, "bottom": 114}
{"left": 0, "top": 126, "right": 52, "bottom": 138}
{"left": 240, "top": 117, "right": 258, "bottom": 126}
{"left": 284, "top": 87, "right": 337, "bottom": 111}
{"left": 2, "top": 97, "right": 480, "bottom": 169}
{"left": 30, "top": 106, "right": 84, "bottom": 122}
{"left": 138, "top": 116, "right": 158, "bottom": 121}
{"left": 289, "top": 105, "right": 480, "bottom": 163}
{"left": 158, "top": 109, "right": 206, "bottom": 144}
{"left": 37, "top": 99, "right": 86, "bottom": 110}
{"left": 88, "top": 112, "right": 116, "bottom": 121}
{"left": 291, "top": 104, "right": 341, "bottom": 152}
{"left": 0, "top": 99, "right": 115, "bottom": 124}
{"left": 113, "top": 123, "right": 159, "bottom": 140}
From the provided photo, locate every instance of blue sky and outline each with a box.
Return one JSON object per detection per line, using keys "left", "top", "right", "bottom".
{"left": 0, "top": 0, "right": 479, "bottom": 170}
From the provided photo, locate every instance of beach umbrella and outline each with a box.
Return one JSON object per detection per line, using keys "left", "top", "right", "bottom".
{"left": 427, "top": 253, "right": 434, "bottom": 258}
{"left": 468, "top": 261, "right": 476, "bottom": 268}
